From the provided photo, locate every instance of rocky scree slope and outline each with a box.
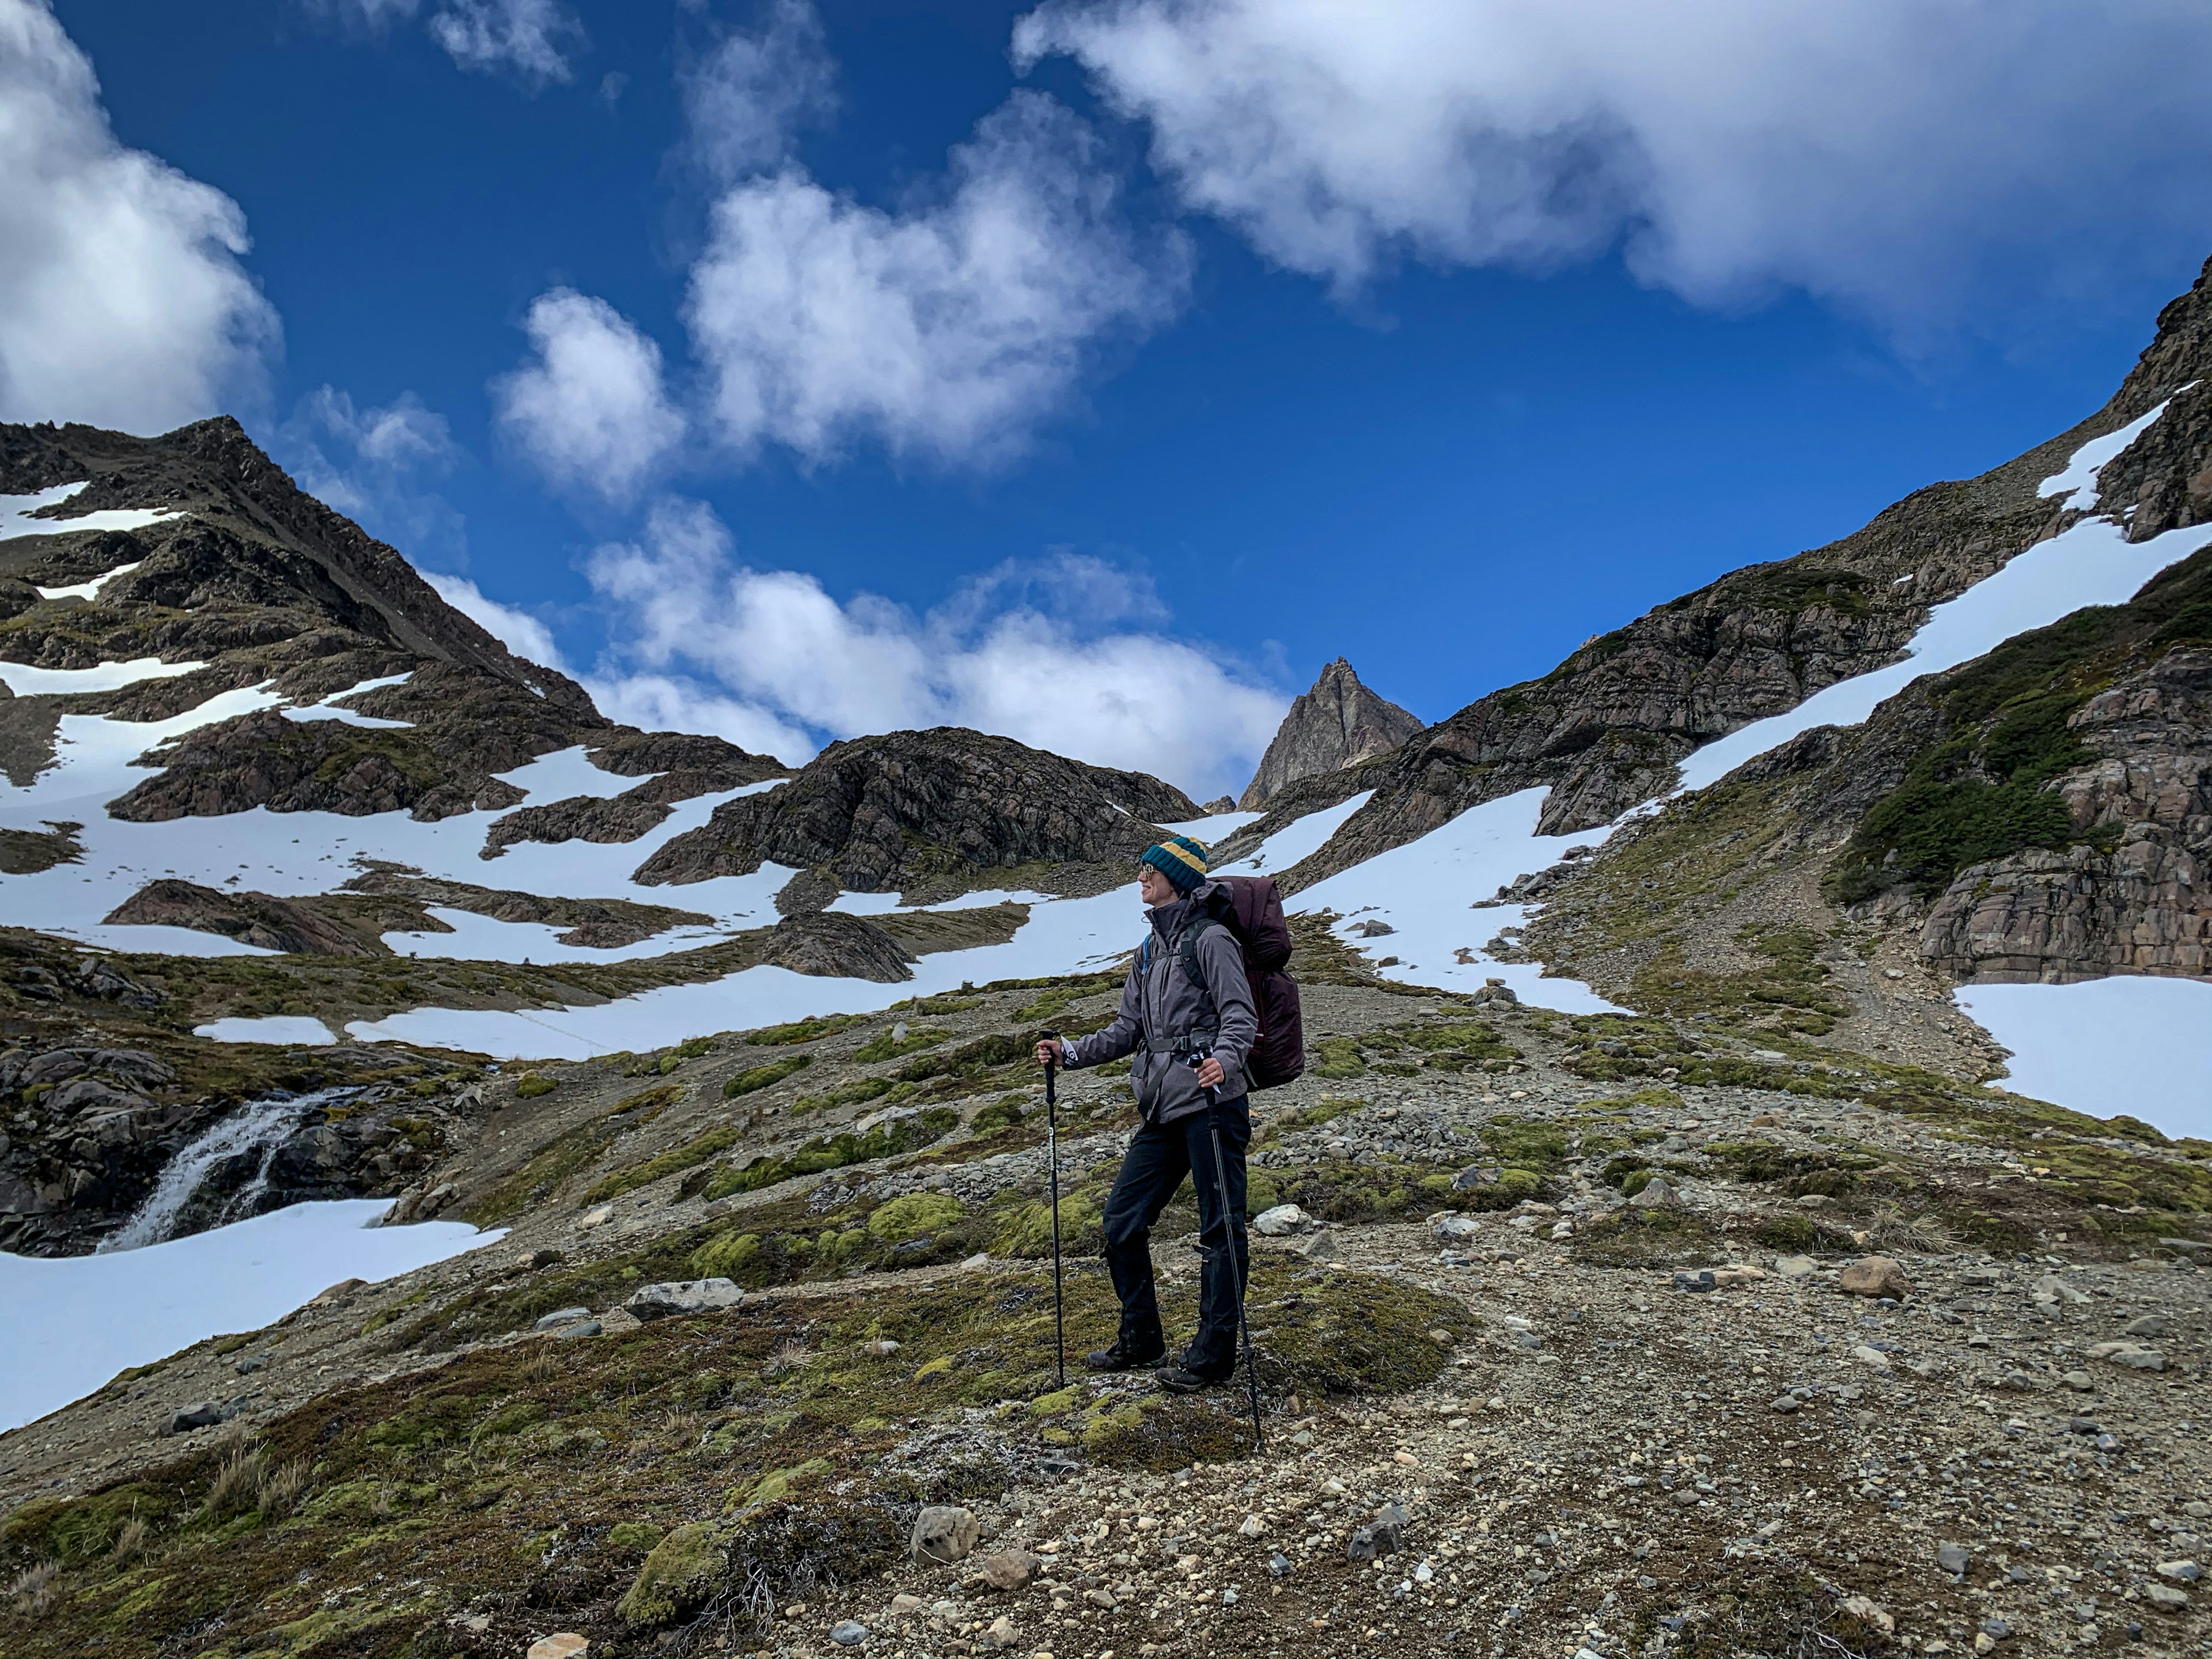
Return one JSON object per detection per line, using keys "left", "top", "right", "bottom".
{"left": 1249, "top": 255, "right": 2212, "bottom": 892}
{"left": 636, "top": 726, "right": 1200, "bottom": 903}
{"left": 3, "top": 956, "right": 2209, "bottom": 1658}
{"left": 1237, "top": 657, "right": 1421, "bottom": 809}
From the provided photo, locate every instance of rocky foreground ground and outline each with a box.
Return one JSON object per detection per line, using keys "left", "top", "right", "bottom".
{"left": 2, "top": 952, "right": 2209, "bottom": 1659}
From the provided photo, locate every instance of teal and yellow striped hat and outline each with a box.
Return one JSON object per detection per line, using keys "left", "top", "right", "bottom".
{"left": 1141, "top": 834, "right": 1210, "bottom": 893}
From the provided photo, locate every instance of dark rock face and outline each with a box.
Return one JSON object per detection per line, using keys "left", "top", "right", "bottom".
{"left": 1916, "top": 646, "right": 2212, "bottom": 982}
{"left": 1238, "top": 658, "right": 1421, "bottom": 809}
{"left": 341, "top": 867, "right": 712, "bottom": 949}
{"left": 1287, "top": 255, "right": 2212, "bottom": 887}
{"left": 759, "top": 911, "right": 916, "bottom": 982}
{"left": 480, "top": 791, "right": 675, "bottom": 857}
{"left": 635, "top": 727, "right": 1198, "bottom": 896}
{"left": 103, "top": 880, "right": 378, "bottom": 956}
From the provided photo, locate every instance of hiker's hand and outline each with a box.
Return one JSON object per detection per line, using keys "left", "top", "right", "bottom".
{"left": 1194, "top": 1056, "right": 1225, "bottom": 1090}
{"left": 1035, "top": 1039, "right": 1062, "bottom": 1067}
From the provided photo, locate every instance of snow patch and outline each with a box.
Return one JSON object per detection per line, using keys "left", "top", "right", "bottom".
{"left": 191, "top": 1016, "right": 337, "bottom": 1045}
{"left": 0, "top": 657, "right": 207, "bottom": 696}
{"left": 0, "top": 1200, "right": 498, "bottom": 1433}
{"left": 33, "top": 560, "right": 142, "bottom": 601}
{"left": 1216, "top": 792, "right": 1373, "bottom": 876}
{"left": 496, "top": 745, "right": 661, "bottom": 802}
{"left": 2036, "top": 396, "right": 2185, "bottom": 507}
{"left": 0, "top": 482, "right": 180, "bottom": 544}
{"left": 282, "top": 672, "right": 416, "bottom": 730}
{"left": 1956, "top": 978, "right": 2212, "bottom": 1141}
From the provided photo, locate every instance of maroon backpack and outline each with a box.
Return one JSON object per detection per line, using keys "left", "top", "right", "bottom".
{"left": 1178, "top": 876, "right": 1306, "bottom": 1090}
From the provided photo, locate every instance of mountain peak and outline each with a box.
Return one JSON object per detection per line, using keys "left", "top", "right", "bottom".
{"left": 1238, "top": 657, "right": 1421, "bottom": 809}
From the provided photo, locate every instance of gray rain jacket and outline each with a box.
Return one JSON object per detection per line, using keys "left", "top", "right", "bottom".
{"left": 1062, "top": 880, "right": 1257, "bottom": 1125}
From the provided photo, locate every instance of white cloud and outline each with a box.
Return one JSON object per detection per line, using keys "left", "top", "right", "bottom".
{"left": 583, "top": 671, "right": 816, "bottom": 764}
{"left": 491, "top": 289, "right": 685, "bottom": 502}
{"left": 280, "top": 385, "right": 467, "bottom": 559}
{"left": 680, "top": 0, "right": 837, "bottom": 182}
{"left": 305, "top": 0, "right": 584, "bottom": 89}
{"left": 584, "top": 498, "right": 1285, "bottom": 797}
{"left": 684, "top": 89, "right": 1191, "bottom": 467}
{"left": 1016, "top": 0, "right": 2212, "bottom": 329}
{"left": 418, "top": 570, "right": 568, "bottom": 672}
{"left": 0, "top": 0, "right": 278, "bottom": 431}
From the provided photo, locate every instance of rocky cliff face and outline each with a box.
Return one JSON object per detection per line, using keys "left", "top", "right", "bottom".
{"left": 1238, "top": 657, "right": 1421, "bottom": 809}
{"left": 636, "top": 726, "right": 1199, "bottom": 900}
{"left": 1283, "top": 255, "right": 2212, "bottom": 889}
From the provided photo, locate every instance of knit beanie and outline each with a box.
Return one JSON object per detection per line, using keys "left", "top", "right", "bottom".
{"left": 1141, "top": 834, "right": 1210, "bottom": 893}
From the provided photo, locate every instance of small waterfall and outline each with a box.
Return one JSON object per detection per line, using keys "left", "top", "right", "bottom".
{"left": 99, "top": 1086, "right": 358, "bottom": 1252}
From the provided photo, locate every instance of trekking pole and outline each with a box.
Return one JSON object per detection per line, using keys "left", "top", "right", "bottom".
{"left": 1196, "top": 1067, "right": 1264, "bottom": 1455}
{"left": 1040, "top": 1028, "right": 1066, "bottom": 1391}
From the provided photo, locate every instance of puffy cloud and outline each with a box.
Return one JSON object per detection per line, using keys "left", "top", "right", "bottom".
{"left": 585, "top": 498, "right": 1285, "bottom": 796}
{"left": 583, "top": 671, "right": 816, "bottom": 765}
{"left": 0, "top": 0, "right": 278, "bottom": 431}
{"left": 1016, "top": 0, "right": 2212, "bottom": 328}
{"left": 418, "top": 570, "right": 568, "bottom": 672}
{"left": 280, "top": 385, "right": 467, "bottom": 559}
{"left": 305, "top": 0, "right": 585, "bottom": 89}
{"left": 491, "top": 289, "right": 685, "bottom": 502}
{"left": 679, "top": 0, "right": 837, "bottom": 182}
{"left": 684, "top": 89, "right": 1190, "bottom": 467}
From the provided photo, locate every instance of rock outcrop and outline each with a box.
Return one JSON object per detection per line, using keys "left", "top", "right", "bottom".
{"left": 1238, "top": 658, "right": 1421, "bottom": 809}
{"left": 758, "top": 911, "right": 916, "bottom": 982}
{"left": 102, "top": 880, "right": 379, "bottom": 957}
{"left": 635, "top": 727, "right": 1198, "bottom": 898}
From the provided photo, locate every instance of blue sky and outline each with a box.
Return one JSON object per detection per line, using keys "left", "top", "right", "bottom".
{"left": 12, "top": 0, "right": 2212, "bottom": 798}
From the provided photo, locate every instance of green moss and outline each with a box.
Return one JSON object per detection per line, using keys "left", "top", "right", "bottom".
{"left": 616, "top": 1520, "right": 724, "bottom": 1627}
{"left": 1311, "top": 1036, "right": 1366, "bottom": 1079}
{"left": 866, "top": 1193, "right": 966, "bottom": 1242}
{"left": 790, "top": 1075, "right": 903, "bottom": 1115}
{"left": 992, "top": 1194, "right": 1102, "bottom": 1257}
{"left": 711, "top": 1108, "right": 959, "bottom": 1197}
{"left": 1574, "top": 1207, "right": 1726, "bottom": 1268}
{"left": 746, "top": 1013, "right": 868, "bottom": 1047}
{"left": 967, "top": 1093, "right": 1028, "bottom": 1134}
{"left": 605, "top": 1521, "right": 665, "bottom": 1552}
{"left": 514, "top": 1073, "right": 555, "bottom": 1099}
{"left": 849, "top": 1028, "right": 950, "bottom": 1063}
{"left": 724, "top": 1054, "right": 813, "bottom": 1097}
{"left": 689, "top": 1231, "right": 762, "bottom": 1278}
{"left": 584, "top": 1124, "right": 741, "bottom": 1204}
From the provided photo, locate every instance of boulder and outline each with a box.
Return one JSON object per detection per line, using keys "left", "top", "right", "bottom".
{"left": 910, "top": 1505, "right": 982, "bottom": 1566}
{"left": 1773, "top": 1255, "right": 1818, "bottom": 1279}
{"left": 625, "top": 1278, "right": 745, "bottom": 1320}
{"left": 617, "top": 1522, "right": 725, "bottom": 1627}
{"left": 1627, "top": 1176, "right": 1679, "bottom": 1210}
{"left": 527, "top": 1638, "right": 590, "bottom": 1659}
{"left": 1838, "top": 1256, "right": 1911, "bottom": 1300}
{"left": 1254, "top": 1203, "right": 1312, "bottom": 1237}
{"left": 977, "top": 1549, "right": 1041, "bottom": 1590}
{"left": 533, "top": 1306, "right": 594, "bottom": 1332}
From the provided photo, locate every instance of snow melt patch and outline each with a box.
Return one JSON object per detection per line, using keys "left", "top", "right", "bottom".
{"left": 34, "top": 560, "right": 142, "bottom": 602}
{"left": 497, "top": 745, "right": 660, "bottom": 802}
{"left": 0, "top": 482, "right": 180, "bottom": 544}
{"left": 0, "top": 1200, "right": 498, "bottom": 1433}
{"left": 282, "top": 672, "right": 416, "bottom": 730}
{"left": 1956, "top": 978, "right": 2212, "bottom": 1141}
{"left": 0, "top": 657, "right": 207, "bottom": 696}
{"left": 192, "top": 1016, "right": 338, "bottom": 1045}
{"left": 1217, "top": 792, "right": 1373, "bottom": 876}
{"left": 2036, "top": 396, "right": 2183, "bottom": 507}
{"left": 1289, "top": 788, "right": 1623, "bottom": 1013}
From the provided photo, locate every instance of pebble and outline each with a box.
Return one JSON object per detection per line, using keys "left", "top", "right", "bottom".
{"left": 527, "top": 1638, "right": 589, "bottom": 1659}
{"left": 830, "top": 1620, "right": 869, "bottom": 1646}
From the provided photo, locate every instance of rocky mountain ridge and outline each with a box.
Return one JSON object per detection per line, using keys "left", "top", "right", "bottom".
{"left": 1237, "top": 657, "right": 1421, "bottom": 809}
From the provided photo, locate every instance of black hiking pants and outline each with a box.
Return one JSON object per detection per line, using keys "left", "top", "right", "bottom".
{"left": 1100, "top": 1096, "right": 1251, "bottom": 1377}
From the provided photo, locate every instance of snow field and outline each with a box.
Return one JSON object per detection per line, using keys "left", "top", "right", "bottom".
{"left": 0, "top": 482, "right": 180, "bottom": 544}
{"left": 0, "top": 1200, "right": 498, "bottom": 1434}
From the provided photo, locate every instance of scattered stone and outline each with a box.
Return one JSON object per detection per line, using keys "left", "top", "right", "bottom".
{"left": 1627, "top": 1177, "right": 1679, "bottom": 1210}
{"left": 527, "top": 1637, "right": 589, "bottom": 1659}
{"left": 1255, "top": 1203, "right": 1312, "bottom": 1236}
{"left": 1850, "top": 1344, "right": 1891, "bottom": 1370}
{"left": 2145, "top": 1582, "right": 2191, "bottom": 1612}
{"left": 911, "top": 1506, "right": 982, "bottom": 1566}
{"left": 552, "top": 1320, "right": 601, "bottom": 1341}
{"left": 1979, "top": 1615, "right": 2013, "bottom": 1640}
{"left": 1238, "top": 1514, "right": 1266, "bottom": 1537}
{"left": 1839, "top": 1257, "right": 1911, "bottom": 1299}
{"left": 1836, "top": 1594, "right": 1893, "bottom": 1635}
{"left": 533, "top": 1306, "right": 593, "bottom": 1332}
{"left": 1769, "top": 1393, "right": 1800, "bottom": 1414}
{"left": 2062, "top": 1369, "right": 2095, "bottom": 1391}
{"left": 163, "top": 1403, "right": 224, "bottom": 1435}
{"left": 983, "top": 1613, "right": 1017, "bottom": 1649}
{"left": 2156, "top": 1560, "right": 2202, "bottom": 1583}
{"left": 978, "top": 1550, "right": 1040, "bottom": 1591}
{"left": 1773, "top": 1255, "right": 1817, "bottom": 1279}
{"left": 829, "top": 1621, "right": 869, "bottom": 1646}
{"left": 2123, "top": 1314, "right": 2169, "bottom": 1338}
{"left": 2086, "top": 1342, "right": 2168, "bottom": 1372}
{"left": 1938, "top": 1541, "right": 1971, "bottom": 1576}
{"left": 2029, "top": 1275, "right": 2089, "bottom": 1305}
{"left": 1346, "top": 1502, "right": 1409, "bottom": 1561}
{"left": 624, "top": 1278, "right": 744, "bottom": 1320}
{"left": 578, "top": 1206, "right": 613, "bottom": 1229}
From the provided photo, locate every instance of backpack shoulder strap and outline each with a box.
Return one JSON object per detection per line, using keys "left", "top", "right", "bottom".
{"left": 1176, "top": 917, "right": 1218, "bottom": 992}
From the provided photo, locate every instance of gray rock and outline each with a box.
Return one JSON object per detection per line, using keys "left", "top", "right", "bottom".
{"left": 829, "top": 1622, "right": 868, "bottom": 1646}
{"left": 1346, "top": 1502, "right": 1409, "bottom": 1561}
{"left": 1980, "top": 1616, "right": 2012, "bottom": 1639}
{"left": 1430, "top": 1213, "right": 1482, "bottom": 1241}
{"left": 2145, "top": 1582, "right": 2191, "bottom": 1612}
{"left": 1938, "top": 1541, "right": 1971, "bottom": 1575}
{"left": 534, "top": 1306, "right": 594, "bottom": 1331}
{"left": 1773, "top": 1255, "right": 1817, "bottom": 1279}
{"left": 164, "top": 1402, "right": 224, "bottom": 1435}
{"left": 1768, "top": 1393, "right": 1800, "bottom": 1414}
{"left": 625, "top": 1278, "right": 745, "bottom": 1320}
{"left": 2124, "top": 1314, "right": 2169, "bottom": 1338}
{"left": 553, "top": 1319, "right": 601, "bottom": 1340}
{"left": 1254, "top": 1203, "right": 1312, "bottom": 1237}
{"left": 910, "top": 1505, "right": 981, "bottom": 1566}
{"left": 1627, "top": 1176, "right": 1679, "bottom": 1210}
{"left": 2156, "top": 1560, "right": 2202, "bottom": 1583}
{"left": 1238, "top": 658, "right": 1421, "bottom": 809}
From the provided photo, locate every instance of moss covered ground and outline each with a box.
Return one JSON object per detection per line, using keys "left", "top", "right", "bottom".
{"left": 0, "top": 1265, "right": 1469, "bottom": 1658}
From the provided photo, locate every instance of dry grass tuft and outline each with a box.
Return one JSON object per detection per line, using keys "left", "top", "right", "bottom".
{"left": 8, "top": 1561, "right": 56, "bottom": 1616}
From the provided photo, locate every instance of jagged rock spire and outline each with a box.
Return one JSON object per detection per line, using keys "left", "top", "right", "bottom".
{"left": 1238, "top": 658, "right": 1421, "bottom": 810}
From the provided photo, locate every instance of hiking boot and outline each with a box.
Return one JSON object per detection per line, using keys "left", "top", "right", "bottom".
{"left": 1084, "top": 1337, "right": 1165, "bottom": 1373}
{"left": 1157, "top": 1359, "right": 1232, "bottom": 1394}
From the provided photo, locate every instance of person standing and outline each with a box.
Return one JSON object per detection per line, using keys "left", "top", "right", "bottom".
{"left": 1034, "top": 834, "right": 1257, "bottom": 1393}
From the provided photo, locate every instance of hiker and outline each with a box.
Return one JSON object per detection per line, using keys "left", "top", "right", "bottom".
{"left": 1033, "top": 834, "right": 1257, "bottom": 1393}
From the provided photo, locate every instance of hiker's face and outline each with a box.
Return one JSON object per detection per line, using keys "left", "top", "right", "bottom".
{"left": 1138, "top": 864, "right": 1178, "bottom": 907}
